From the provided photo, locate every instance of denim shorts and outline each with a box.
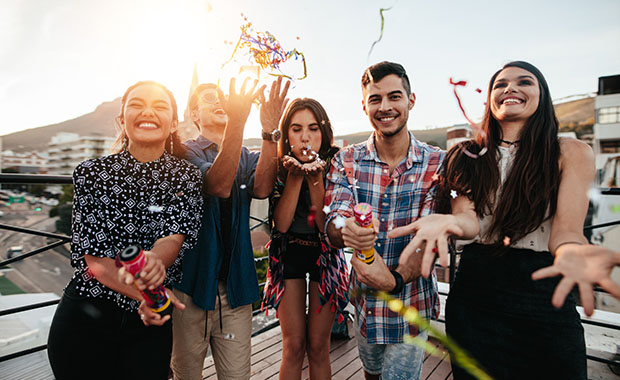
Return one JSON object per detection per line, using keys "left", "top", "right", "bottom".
{"left": 355, "top": 318, "right": 427, "bottom": 380}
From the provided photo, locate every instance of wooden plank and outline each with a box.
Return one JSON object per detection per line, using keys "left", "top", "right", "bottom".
{"left": 301, "top": 338, "right": 358, "bottom": 379}
{"left": 332, "top": 354, "right": 363, "bottom": 380}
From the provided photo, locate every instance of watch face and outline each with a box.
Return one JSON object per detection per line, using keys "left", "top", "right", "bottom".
{"left": 272, "top": 129, "right": 282, "bottom": 142}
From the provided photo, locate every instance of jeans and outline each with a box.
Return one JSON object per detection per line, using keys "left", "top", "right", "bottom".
{"left": 355, "top": 318, "right": 427, "bottom": 380}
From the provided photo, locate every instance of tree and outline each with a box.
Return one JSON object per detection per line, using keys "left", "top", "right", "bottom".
{"left": 55, "top": 203, "right": 73, "bottom": 235}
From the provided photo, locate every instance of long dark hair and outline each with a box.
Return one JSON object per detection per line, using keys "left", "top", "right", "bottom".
{"left": 439, "top": 61, "right": 561, "bottom": 244}
{"left": 112, "top": 80, "right": 185, "bottom": 158}
{"left": 279, "top": 98, "right": 335, "bottom": 160}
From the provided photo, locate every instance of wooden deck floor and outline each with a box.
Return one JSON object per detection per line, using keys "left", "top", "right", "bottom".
{"left": 0, "top": 322, "right": 451, "bottom": 380}
{"left": 202, "top": 322, "right": 453, "bottom": 380}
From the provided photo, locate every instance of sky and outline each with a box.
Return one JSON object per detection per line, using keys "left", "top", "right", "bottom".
{"left": 1, "top": 0, "right": 619, "bottom": 139}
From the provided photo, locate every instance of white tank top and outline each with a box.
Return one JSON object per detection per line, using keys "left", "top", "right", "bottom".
{"left": 456, "top": 146, "right": 552, "bottom": 252}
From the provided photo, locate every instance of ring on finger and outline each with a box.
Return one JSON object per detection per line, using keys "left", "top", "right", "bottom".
{"left": 415, "top": 248, "right": 422, "bottom": 254}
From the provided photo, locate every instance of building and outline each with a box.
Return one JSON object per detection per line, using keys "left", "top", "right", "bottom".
{"left": 593, "top": 74, "right": 620, "bottom": 171}
{"left": 446, "top": 123, "right": 472, "bottom": 149}
{"left": 47, "top": 132, "right": 114, "bottom": 175}
{"left": 0, "top": 150, "right": 48, "bottom": 173}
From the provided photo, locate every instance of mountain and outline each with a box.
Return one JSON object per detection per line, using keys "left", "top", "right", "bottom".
{"left": 2, "top": 99, "right": 121, "bottom": 153}
{"left": 1, "top": 96, "right": 594, "bottom": 153}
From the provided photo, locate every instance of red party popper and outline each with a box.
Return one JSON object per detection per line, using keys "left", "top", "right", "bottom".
{"left": 353, "top": 203, "right": 375, "bottom": 264}
{"left": 119, "top": 245, "right": 172, "bottom": 316}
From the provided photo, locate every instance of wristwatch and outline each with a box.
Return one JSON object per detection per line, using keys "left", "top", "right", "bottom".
{"left": 262, "top": 129, "right": 282, "bottom": 143}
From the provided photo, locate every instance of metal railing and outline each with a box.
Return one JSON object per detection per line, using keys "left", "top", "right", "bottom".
{"left": 1, "top": 174, "right": 619, "bottom": 371}
{"left": 0, "top": 173, "right": 275, "bottom": 363}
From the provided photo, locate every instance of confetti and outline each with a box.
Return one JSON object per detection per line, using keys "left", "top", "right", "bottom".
{"left": 322, "top": 205, "right": 331, "bottom": 214}
{"left": 148, "top": 205, "right": 164, "bottom": 213}
{"left": 333, "top": 216, "right": 346, "bottom": 229}
{"left": 431, "top": 173, "right": 439, "bottom": 182}
{"left": 224, "top": 333, "right": 236, "bottom": 340}
{"left": 222, "top": 20, "right": 307, "bottom": 80}
{"left": 387, "top": 299, "right": 403, "bottom": 312}
{"left": 503, "top": 236, "right": 511, "bottom": 246}
{"left": 450, "top": 190, "right": 458, "bottom": 199}
{"left": 449, "top": 78, "right": 487, "bottom": 159}
{"left": 307, "top": 205, "right": 317, "bottom": 228}
{"left": 240, "top": 184, "right": 247, "bottom": 189}
{"left": 367, "top": 7, "right": 393, "bottom": 61}
{"left": 351, "top": 289, "right": 492, "bottom": 380}
{"left": 611, "top": 204, "right": 620, "bottom": 213}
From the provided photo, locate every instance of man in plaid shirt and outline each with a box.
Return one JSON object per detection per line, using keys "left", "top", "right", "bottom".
{"left": 325, "top": 61, "right": 445, "bottom": 380}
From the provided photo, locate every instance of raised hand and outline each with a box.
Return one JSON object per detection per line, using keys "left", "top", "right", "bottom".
{"left": 218, "top": 77, "right": 265, "bottom": 129}
{"left": 260, "top": 76, "right": 291, "bottom": 132}
{"left": 532, "top": 244, "right": 620, "bottom": 316}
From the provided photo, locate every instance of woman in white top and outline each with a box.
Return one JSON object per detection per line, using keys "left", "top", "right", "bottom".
{"left": 390, "top": 61, "right": 594, "bottom": 379}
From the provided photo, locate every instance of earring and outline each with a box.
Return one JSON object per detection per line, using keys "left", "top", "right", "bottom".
{"left": 170, "top": 137, "right": 174, "bottom": 153}
{"left": 122, "top": 135, "right": 128, "bottom": 149}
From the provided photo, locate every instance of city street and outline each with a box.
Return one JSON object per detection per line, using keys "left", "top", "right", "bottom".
{"left": 0, "top": 204, "right": 72, "bottom": 297}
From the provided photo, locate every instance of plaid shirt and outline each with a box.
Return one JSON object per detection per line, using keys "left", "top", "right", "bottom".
{"left": 325, "top": 131, "right": 444, "bottom": 344}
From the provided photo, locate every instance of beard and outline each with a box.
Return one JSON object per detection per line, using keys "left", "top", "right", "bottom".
{"left": 378, "top": 120, "right": 407, "bottom": 137}
{"left": 371, "top": 112, "right": 408, "bottom": 137}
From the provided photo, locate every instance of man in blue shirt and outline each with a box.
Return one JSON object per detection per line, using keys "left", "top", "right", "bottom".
{"left": 172, "top": 77, "right": 290, "bottom": 379}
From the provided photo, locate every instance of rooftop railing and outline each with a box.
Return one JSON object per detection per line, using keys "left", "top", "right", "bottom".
{"left": 1, "top": 174, "right": 619, "bottom": 373}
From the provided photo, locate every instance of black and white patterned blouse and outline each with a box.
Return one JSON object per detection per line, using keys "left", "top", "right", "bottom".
{"left": 69, "top": 150, "right": 203, "bottom": 311}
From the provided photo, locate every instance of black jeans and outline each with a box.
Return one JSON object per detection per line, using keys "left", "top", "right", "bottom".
{"left": 47, "top": 286, "right": 172, "bottom": 380}
{"left": 446, "top": 244, "right": 586, "bottom": 380}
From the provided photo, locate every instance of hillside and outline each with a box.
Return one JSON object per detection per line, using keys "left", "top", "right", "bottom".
{"left": 1, "top": 96, "right": 593, "bottom": 153}
{"left": 3, "top": 99, "right": 120, "bottom": 153}
{"left": 555, "top": 97, "right": 595, "bottom": 136}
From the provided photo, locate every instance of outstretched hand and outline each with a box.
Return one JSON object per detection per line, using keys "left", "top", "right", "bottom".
{"left": 260, "top": 76, "right": 290, "bottom": 132}
{"left": 218, "top": 77, "right": 265, "bottom": 128}
{"left": 388, "top": 214, "right": 464, "bottom": 278}
{"left": 532, "top": 244, "right": 620, "bottom": 316}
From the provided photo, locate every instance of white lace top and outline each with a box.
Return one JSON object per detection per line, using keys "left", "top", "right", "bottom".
{"left": 456, "top": 145, "right": 552, "bottom": 252}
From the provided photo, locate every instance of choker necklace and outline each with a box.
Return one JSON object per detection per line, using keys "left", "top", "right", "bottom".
{"left": 499, "top": 138, "right": 520, "bottom": 153}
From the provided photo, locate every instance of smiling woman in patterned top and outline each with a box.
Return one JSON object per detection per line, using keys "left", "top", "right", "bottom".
{"left": 47, "top": 81, "right": 203, "bottom": 380}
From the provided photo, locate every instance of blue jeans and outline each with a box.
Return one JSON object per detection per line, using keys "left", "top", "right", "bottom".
{"left": 355, "top": 319, "right": 427, "bottom": 380}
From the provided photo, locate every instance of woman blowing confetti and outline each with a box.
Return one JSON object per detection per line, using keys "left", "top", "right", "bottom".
{"left": 390, "top": 61, "right": 593, "bottom": 379}
{"left": 263, "top": 98, "right": 348, "bottom": 380}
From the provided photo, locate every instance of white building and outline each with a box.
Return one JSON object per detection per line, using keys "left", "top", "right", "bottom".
{"left": 446, "top": 123, "right": 472, "bottom": 150}
{"left": 0, "top": 150, "right": 48, "bottom": 173}
{"left": 47, "top": 132, "right": 114, "bottom": 175}
{"left": 593, "top": 75, "right": 620, "bottom": 171}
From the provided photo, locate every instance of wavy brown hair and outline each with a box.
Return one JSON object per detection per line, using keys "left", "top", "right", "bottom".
{"left": 111, "top": 80, "right": 185, "bottom": 158}
{"left": 438, "top": 61, "right": 561, "bottom": 245}
{"left": 278, "top": 98, "right": 335, "bottom": 160}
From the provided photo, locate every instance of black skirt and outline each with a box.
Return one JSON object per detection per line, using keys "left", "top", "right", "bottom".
{"left": 445, "top": 244, "right": 586, "bottom": 380}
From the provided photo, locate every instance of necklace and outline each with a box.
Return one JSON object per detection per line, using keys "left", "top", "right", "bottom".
{"left": 499, "top": 138, "right": 520, "bottom": 153}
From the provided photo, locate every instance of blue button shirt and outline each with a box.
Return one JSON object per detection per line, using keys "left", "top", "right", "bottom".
{"left": 175, "top": 135, "right": 260, "bottom": 310}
